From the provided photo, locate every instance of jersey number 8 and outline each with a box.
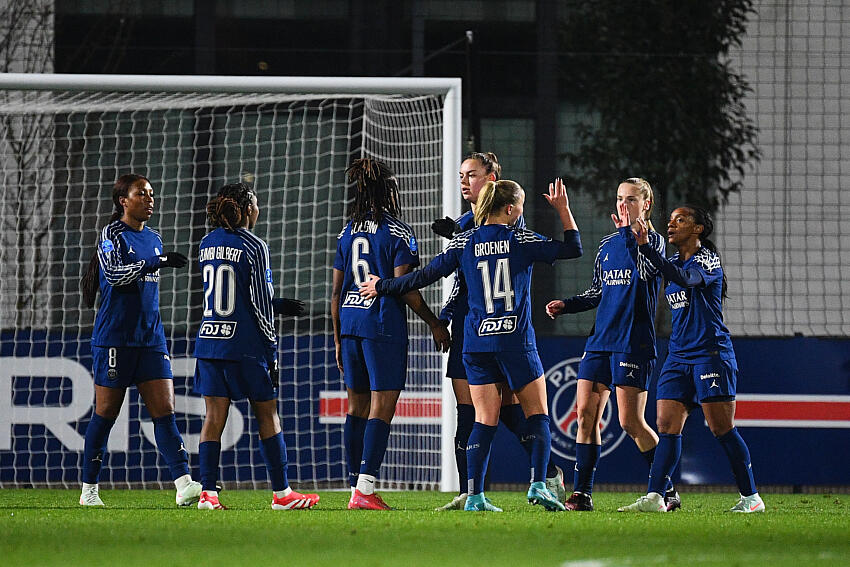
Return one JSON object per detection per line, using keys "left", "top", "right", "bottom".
{"left": 203, "top": 264, "right": 236, "bottom": 317}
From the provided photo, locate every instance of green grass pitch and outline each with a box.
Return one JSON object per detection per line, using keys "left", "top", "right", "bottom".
{"left": 1, "top": 489, "right": 847, "bottom": 566}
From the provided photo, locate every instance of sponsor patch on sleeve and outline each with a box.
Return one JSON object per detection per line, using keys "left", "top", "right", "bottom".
{"left": 265, "top": 268, "right": 273, "bottom": 283}
{"left": 100, "top": 239, "right": 115, "bottom": 253}
{"left": 409, "top": 235, "right": 418, "bottom": 254}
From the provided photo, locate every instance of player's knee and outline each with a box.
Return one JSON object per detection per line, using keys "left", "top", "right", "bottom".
{"left": 619, "top": 415, "right": 648, "bottom": 439}
{"left": 575, "top": 404, "right": 599, "bottom": 434}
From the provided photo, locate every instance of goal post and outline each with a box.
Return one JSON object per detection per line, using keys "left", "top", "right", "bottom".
{"left": 0, "top": 73, "right": 461, "bottom": 491}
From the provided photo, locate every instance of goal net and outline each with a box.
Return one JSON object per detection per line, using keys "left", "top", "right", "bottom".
{"left": 0, "top": 74, "right": 460, "bottom": 490}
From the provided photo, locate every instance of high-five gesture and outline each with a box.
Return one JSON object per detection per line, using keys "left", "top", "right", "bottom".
{"left": 543, "top": 177, "right": 577, "bottom": 231}
{"left": 611, "top": 200, "right": 632, "bottom": 229}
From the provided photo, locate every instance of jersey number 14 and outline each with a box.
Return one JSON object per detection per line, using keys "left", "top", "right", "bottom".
{"left": 477, "top": 258, "right": 514, "bottom": 313}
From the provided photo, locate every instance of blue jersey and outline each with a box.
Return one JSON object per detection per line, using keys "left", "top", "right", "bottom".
{"left": 562, "top": 227, "right": 665, "bottom": 357}
{"left": 92, "top": 220, "right": 167, "bottom": 350}
{"left": 333, "top": 214, "right": 420, "bottom": 344}
{"left": 638, "top": 243, "right": 735, "bottom": 362}
{"left": 194, "top": 228, "right": 277, "bottom": 365}
{"left": 379, "top": 225, "right": 582, "bottom": 353}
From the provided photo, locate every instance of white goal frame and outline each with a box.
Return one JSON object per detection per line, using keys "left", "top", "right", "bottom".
{"left": 0, "top": 73, "right": 462, "bottom": 492}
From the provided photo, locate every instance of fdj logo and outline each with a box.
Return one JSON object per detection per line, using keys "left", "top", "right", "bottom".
{"left": 478, "top": 315, "right": 517, "bottom": 336}
{"left": 546, "top": 356, "right": 628, "bottom": 461}
{"left": 342, "top": 291, "right": 375, "bottom": 309}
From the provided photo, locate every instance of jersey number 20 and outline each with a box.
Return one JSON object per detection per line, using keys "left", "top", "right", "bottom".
{"left": 203, "top": 264, "right": 236, "bottom": 317}
{"left": 477, "top": 258, "right": 514, "bottom": 313}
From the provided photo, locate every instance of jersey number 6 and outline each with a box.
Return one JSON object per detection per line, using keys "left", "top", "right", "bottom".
{"left": 351, "top": 237, "right": 371, "bottom": 287}
{"left": 203, "top": 264, "right": 236, "bottom": 317}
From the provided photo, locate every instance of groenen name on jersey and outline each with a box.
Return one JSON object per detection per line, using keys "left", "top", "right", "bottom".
{"left": 199, "top": 245, "right": 244, "bottom": 263}
{"left": 603, "top": 268, "right": 632, "bottom": 286}
{"left": 666, "top": 290, "right": 689, "bottom": 309}
{"left": 475, "top": 240, "right": 510, "bottom": 257}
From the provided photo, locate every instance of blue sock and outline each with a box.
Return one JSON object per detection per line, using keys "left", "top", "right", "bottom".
{"left": 641, "top": 445, "right": 672, "bottom": 491}
{"left": 198, "top": 441, "right": 221, "bottom": 492}
{"left": 525, "top": 414, "right": 551, "bottom": 483}
{"left": 82, "top": 413, "right": 115, "bottom": 484}
{"left": 359, "top": 418, "right": 391, "bottom": 478}
{"left": 344, "top": 414, "right": 367, "bottom": 488}
{"left": 152, "top": 414, "right": 190, "bottom": 481}
{"left": 648, "top": 433, "right": 681, "bottom": 495}
{"left": 499, "top": 403, "right": 529, "bottom": 453}
{"left": 259, "top": 432, "right": 289, "bottom": 491}
{"left": 466, "top": 422, "right": 497, "bottom": 495}
{"left": 455, "top": 404, "right": 475, "bottom": 495}
{"left": 573, "top": 443, "right": 600, "bottom": 494}
{"left": 717, "top": 427, "right": 757, "bottom": 496}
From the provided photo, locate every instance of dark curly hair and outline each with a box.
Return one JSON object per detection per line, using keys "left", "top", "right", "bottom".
{"left": 345, "top": 158, "right": 401, "bottom": 225}
{"left": 682, "top": 204, "right": 728, "bottom": 300}
{"left": 206, "top": 182, "right": 255, "bottom": 230}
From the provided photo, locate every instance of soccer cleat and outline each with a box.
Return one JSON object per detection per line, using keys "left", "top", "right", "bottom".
{"left": 79, "top": 484, "right": 104, "bottom": 506}
{"left": 197, "top": 491, "right": 227, "bottom": 510}
{"left": 348, "top": 489, "right": 392, "bottom": 510}
{"left": 545, "top": 465, "right": 566, "bottom": 504}
{"left": 527, "top": 481, "right": 566, "bottom": 511}
{"left": 175, "top": 480, "right": 203, "bottom": 507}
{"left": 665, "top": 488, "right": 682, "bottom": 512}
{"left": 435, "top": 492, "right": 467, "bottom": 511}
{"left": 272, "top": 490, "right": 320, "bottom": 510}
{"left": 730, "top": 492, "right": 765, "bottom": 513}
{"left": 618, "top": 492, "right": 667, "bottom": 512}
{"left": 464, "top": 493, "right": 502, "bottom": 512}
{"left": 564, "top": 491, "right": 594, "bottom": 511}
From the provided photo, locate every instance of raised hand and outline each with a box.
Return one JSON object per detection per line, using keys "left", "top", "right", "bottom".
{"left": 359, "top": 274, "right": 380, "bottom": 298}
{"left": 543, "top": 177, "right": 570, "bottom": 211}
{"left": 632, "top": 217, "right": 650, "bottom": 245}
{"left": 611, "top": 200, "right": 631, "bottom": 229}
{"left": 431, "top": 216, "right": 461, "bottom": 239}
{"left": 545, "top": 299, "right": 565, "bottom": 320}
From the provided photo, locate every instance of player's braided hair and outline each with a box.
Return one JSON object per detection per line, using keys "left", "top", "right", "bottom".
{"left": 683, "top": 204, "right": 728, "bottom": 300}
{"left": 80, "top": 174, "right": 151, "bottom": 309}
{"left": 465, "top": 151, "right": 502, "bottom": 181}
{"left": 206, "top": 182, "right": 254, "bottom": 230}
{"left": 474, "top": 179, "right": 523, "bottom": 226}
{"left": 622, "top": 177, "right": 656, "bottom": 231}
{"left": 345, "top": 158, "right": 401, "bottom": 225}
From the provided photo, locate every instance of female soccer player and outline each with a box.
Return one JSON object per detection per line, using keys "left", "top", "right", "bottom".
{"left": 618, "top": 206, "right": 764, "bottom": 513}
{"left": 332, "top": 158, "right": 450, "bottom": 510}
{"left": 432, "top": 153, "right": 563, "bottom": 510}
{"left": 361, "top": 178, "right": 582, "bottom": 512}
{"left": 193, "top": 182, "right": 319, "bottom": 511}
{"left": 545, "top": 178, "right": 679, "bottom": 511}
{"left": 79, "top": 173, "right": 201, "bottom": 506}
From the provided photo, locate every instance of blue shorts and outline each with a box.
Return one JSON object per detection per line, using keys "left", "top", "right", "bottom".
{"left": 341, "top": 336, "right": 407, "bottom": 392}
{"left": 577, "top": 351, "right": 655, "bottom": 391}
{"left": 92, "top": 346, "right": 172, "bottom": 389}
{"left": 462, "top": 350, "right": 544, "bottom": 390}
{"left": 656, "top": 357, "right": 738, "bottom": 408}
{"left": 446, "top": 344, "right": 467, "bottom": 380}
{"left": 193, "top": 357, "right": 276, "bottom": 402}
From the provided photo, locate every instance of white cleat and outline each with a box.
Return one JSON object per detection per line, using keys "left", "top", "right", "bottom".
{"left": 175, "top": 480, "right": 203, "bottom": 507}
{"left": 79, "top": 483, "right": 104, "bottom": 506}
{"left": 545, "top": 465, "right": 566, "bottom": 504}
{"left": 730, "top": 492, "right": 765, "bottom": 513}
{"left": 618, "top": 492, "right": 667, "bottom": 512}
{"left": 435, "top": 493, "right": 468, "bottom": 511}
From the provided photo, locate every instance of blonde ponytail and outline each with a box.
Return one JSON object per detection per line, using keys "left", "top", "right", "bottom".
{"left": 474, "top": 180, "right": 523, "bottom": 226}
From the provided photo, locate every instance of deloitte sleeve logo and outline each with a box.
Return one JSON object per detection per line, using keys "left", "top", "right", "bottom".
{"left": 546, "top": 356, "right": 628, "bottom": 461}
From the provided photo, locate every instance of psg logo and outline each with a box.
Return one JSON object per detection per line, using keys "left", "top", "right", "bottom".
{"left": 546, "top": 356, "right": 628, "bottom": 461}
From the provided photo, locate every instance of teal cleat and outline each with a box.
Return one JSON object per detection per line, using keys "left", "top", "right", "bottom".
{"left": 464, "top": 492, "right": 503, "bottom": 512}
{"left": 527, "top": 481, "right": 566, "bottom": 511}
